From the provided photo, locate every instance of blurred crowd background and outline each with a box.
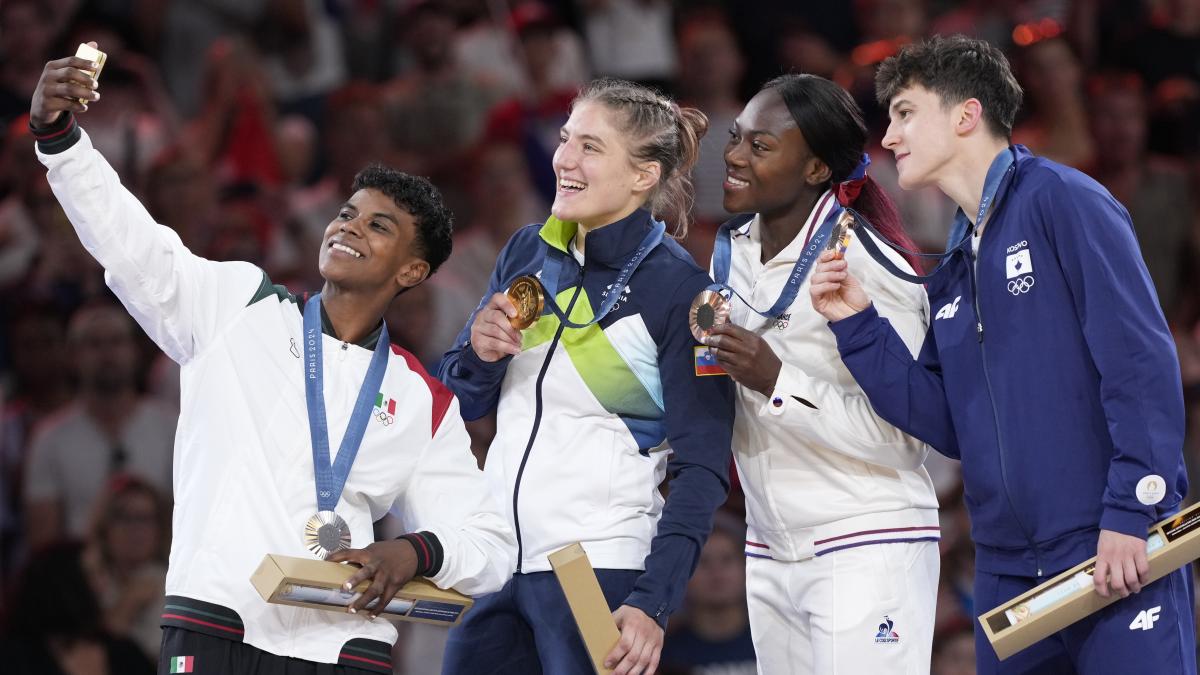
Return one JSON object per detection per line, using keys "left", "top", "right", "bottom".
{"left": 0, "top": 1, "right": 1199, "bottom": 673}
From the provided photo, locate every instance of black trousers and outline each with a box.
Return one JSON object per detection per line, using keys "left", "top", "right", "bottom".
{"left": 158, "top": 627, "right": 387, "bottom": 675}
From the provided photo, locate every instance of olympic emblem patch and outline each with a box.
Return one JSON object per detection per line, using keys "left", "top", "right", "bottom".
{"left": 375, "top": 392, "right": 396, "bottom": 426}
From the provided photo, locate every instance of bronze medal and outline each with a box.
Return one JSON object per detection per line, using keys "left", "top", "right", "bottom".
{"left": 689, "top": 290, "right": 730, "bottom": 343}
{"left": 827, "top": 210, "right": 856, "bottom": 260}
{"left": 506, "top": 275, "right": 544, "bottom": 330}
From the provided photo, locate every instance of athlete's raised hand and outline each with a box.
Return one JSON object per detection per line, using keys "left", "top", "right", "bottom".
{"left": 470, "top": 292, "right": 523, "bottom": 362}
{"left": 810, "top": 249, "right": 871, "bottom": 322}
{"left": 31, "top": 42, "right": 102, "bottom": 128}
{"left": 706, "top": 323, "right": 782, "bottom": 396}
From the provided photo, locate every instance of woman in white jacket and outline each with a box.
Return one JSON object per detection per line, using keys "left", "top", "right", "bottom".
{"left": 703, "top": 74, "right": 940, "bottom": 674}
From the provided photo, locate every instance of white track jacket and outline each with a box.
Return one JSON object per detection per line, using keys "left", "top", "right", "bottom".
{"left": 37, "top": 126, "right": 515, "bottom": 667}
{"left": 722, "top": 195, "right": 940, "bottom": 563}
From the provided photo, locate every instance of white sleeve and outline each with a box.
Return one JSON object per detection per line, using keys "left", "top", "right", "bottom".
{"left": 755, "top": 229, "right": 932, "bottom": 471}
{"left": 36, "top": 129, "right": 263, "bottom": 364}
{"left": 393, "top": 398, "right": 516, "bottom": 596}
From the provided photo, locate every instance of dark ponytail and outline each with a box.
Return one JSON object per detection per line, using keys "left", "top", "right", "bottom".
{"left": 763, "top": 74, "right": 922, "bottom": 271}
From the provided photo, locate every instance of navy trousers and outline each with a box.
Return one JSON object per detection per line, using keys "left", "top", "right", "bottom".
{"left": 973, "top": 565, "right": 1196, "bottom": 674}
{"left": 441, "top": 569, "right": 641, "bottom": 675}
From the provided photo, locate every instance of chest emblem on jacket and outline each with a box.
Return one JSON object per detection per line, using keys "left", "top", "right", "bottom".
{"left": 935, "top": 296, "right": 961, "bottom": 320}
{"left": 774, "top": 312, "right": 791, "bottom": 330}
{"left": 374, "top": 392, "right": 396, "bottom": 426}
{"left": 1005, "top": 241, "right": 1035, "bottom": 296}
{"left": 602, "top": 283, "right": 632, "bottom": 312}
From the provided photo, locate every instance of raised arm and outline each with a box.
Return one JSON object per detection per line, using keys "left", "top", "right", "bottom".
{"left": 31, "top": 48, "right": 263, "bottom": 364}
{"left": 811, "top": 250, "right": 960, "bottom": 458}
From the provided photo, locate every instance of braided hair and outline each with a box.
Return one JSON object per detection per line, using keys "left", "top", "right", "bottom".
{"left": 572, "top": 78, "right": 709, "bottom": 237}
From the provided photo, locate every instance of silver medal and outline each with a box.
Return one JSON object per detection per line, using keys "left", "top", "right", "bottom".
{"left": 304, "top": 510, "right": 351, "bottom": 559}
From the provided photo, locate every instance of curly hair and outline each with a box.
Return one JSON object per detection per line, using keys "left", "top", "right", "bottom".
{"left": 351, "top": 165, "right": 454, "bottom": 276}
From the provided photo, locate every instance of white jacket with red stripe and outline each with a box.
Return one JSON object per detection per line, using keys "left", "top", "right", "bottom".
{"left": 37, "top": 127, "right": 515, "bottom": 664}
{"left": 719, "top": 195, "right": 940, "bottom": 562}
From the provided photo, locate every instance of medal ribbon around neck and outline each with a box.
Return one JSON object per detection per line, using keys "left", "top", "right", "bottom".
{"left": 534, "top": 215, "right": 665, "bottom": 329}
{"left": 850, "top": 147, "right": 1017, "bottom": 284}
{"left": 710, "top": 191, "right": 842, "bottom": 319}
{"left": 302, "top": 294, "right": 389, "bottom": 552}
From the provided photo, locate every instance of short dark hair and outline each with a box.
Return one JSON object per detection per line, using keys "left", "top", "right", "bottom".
{"left": 351, "top": 165, "right": 453, "bottom": 276}
{"left": 875, "top": 35, "right": 1024, "bottom": 139}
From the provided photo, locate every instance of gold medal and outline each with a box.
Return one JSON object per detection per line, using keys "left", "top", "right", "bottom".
{"left": 689, "top": 290, "right": 730, "bottom": 343}
{"left": 506, "top": 275, "right": 544, "bottom": 330}
{"left": 827, "top": 210, "right": 856, "bottom": 260}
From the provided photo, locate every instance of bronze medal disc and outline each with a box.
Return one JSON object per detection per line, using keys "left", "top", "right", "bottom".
{"left": 689, "top": 290, "right": 730, "bottom": 343}
{"left": 827, "top": 210, "right": 855, "bottom": 260}
{"left": 506, "top": 275, "right": 544, "bottom": 330}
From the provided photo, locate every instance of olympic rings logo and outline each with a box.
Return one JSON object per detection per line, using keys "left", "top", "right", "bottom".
{"left": 376, "top": 410, "right": 394, "bottom": 426}
{"left": 1007, "top": 275, "right": 1035, "bottom": 295}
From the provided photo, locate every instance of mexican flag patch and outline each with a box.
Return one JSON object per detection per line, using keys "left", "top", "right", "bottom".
{"left": 169, "top": 655, "right": 194, "bottom": 673}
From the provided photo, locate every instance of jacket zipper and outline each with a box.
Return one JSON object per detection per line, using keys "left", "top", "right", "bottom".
{"left": 968, "top": 208, "right": 1045, "bottom": 577}
{"left": 511, "top": 273, "right": 585, "bottom": 573}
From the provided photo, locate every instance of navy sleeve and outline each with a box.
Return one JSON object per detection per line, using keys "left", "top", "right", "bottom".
{"left": 436, "top": 234, "right": 522, "bottom": 421}
{"left": 829, "top": 305, "right": 961, "bottom": 459}
{"left": 1040, "top": 176, "right": 1187, "bottom": 537}
{"left": 622, "top": 271, "right": 734, "bottom": 627}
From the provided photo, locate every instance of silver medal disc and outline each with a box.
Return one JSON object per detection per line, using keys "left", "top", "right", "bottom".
{"left": 304, "top": 510, "right": 351, "bottom": 559}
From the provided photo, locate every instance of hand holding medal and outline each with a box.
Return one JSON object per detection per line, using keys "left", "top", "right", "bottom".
{"left": 505, "top": 275, "right": 544, "bottom": 330}
{"left": 689, "top": 290, "right": 731, "bottom": 343}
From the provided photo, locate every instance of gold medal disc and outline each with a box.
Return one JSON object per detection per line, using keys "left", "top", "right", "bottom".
{"left": 689, "top": 290, "right": 730, "bottom": 343}
{"left": 506, "top": 275, "right": 544, "bottom": 330}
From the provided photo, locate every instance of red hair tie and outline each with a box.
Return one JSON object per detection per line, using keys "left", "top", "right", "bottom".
{"left": 835, "top": 176, "right": 866, "bottom": 207}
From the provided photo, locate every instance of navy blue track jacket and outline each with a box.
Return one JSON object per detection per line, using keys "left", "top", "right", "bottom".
{"left": 829, "top": 146, "right": 1188, "bottom": 578}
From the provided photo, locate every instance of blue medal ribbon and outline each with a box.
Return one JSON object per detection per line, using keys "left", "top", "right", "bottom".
{"left": 303, "top": 294, "right": 389, "bottom": 514}
{"left": 710, "top": 197, "right": 843, "bottom": 319}
{"left": 850, "top": 147, "right": 1017, "bottom": 284}
{"left": 536, "top": 217, "right": 665, "bottom": 329}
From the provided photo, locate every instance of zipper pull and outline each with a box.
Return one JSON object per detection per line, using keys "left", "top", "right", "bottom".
{"left": 339, "top": 342, "right": 349, "bottom": 361}
{"left": 976, "top": 321, "right": 984, "bottom": 342}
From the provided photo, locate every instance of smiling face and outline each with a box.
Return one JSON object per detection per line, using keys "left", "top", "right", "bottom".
{"left": 881, "top": 84, "right": 959, "bottom": 190}
{"left": 722, "top": 88, "right": 826, "bottom": 220}
{"left": 318, "top": 188, "right": 428, "bottom": 293}
{"left": 551, "top": 101, "right": 655, "bottom": 229}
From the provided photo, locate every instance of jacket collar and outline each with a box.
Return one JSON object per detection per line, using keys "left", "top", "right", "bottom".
{"left": 318, "top": 300, "right": 384, "bottom": 349}
{"left": 539, "top": 208, "right": 658, "bottom": 269}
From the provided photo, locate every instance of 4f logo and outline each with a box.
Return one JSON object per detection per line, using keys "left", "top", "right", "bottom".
{"left": 1129, "top": 606, "right": 1162, "bottom": 631}
{"left": 935, "top": 296, "right": 961, "bottom": 321}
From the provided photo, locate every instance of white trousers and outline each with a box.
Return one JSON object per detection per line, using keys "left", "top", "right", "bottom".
{"left": 746, "top": 541, "right": 939, "bottom": 675}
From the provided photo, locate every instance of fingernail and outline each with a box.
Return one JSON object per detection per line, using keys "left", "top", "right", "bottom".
{"left": 348, "top": 607, "right": 357, "bottom": 614}
{"left": 343, "top": 583, "right": 352, "bottom": 591}
{"left": 81, "top": 103, "right": 88, "bottom": 111}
